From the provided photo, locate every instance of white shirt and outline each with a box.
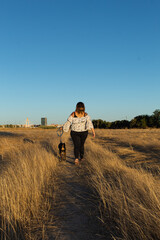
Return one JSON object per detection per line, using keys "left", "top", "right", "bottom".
{"left": 63, "top": 114, "right": 94, "bottom": 132}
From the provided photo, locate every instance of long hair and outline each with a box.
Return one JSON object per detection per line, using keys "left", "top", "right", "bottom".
{"left": 76, "top": 102, "right": 85, "bottom": 114}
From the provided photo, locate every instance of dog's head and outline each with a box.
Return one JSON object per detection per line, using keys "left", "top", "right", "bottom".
{"left": 61, "top": 143, "right": 65, "bottom": 151}
{"left": 58, "top": 142, "right": 66, "bottom": 151}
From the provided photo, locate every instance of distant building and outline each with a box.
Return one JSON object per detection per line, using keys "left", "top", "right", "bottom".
{"left": 41, "top": 118, "right": 47, "bottom": 126}
{"left": 25, "top": 118, "right": 30, "bottom": 128}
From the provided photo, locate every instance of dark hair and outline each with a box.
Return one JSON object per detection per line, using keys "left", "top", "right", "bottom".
{"left": 76, "top": 102, "right": 85, "bottom": 113}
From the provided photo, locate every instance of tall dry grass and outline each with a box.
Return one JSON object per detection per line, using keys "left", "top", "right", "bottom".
{"left": 0, "top": 129, "right": 60, "bottom": 239}
{"left": 85, "top": 137, "right": 160, "bottom": 240}
{"left": 1, "top": 128, "right": 160, "bottom": 239}
{"left": 95, "top": 129, "right": 160, "bottom": 154}
{"left": 94, "top": 129, "right": 160, "bottom": 176}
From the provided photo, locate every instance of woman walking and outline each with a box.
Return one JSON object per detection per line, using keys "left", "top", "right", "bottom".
{"left": 63, "top": 102, "right": 95, "bottom": 164}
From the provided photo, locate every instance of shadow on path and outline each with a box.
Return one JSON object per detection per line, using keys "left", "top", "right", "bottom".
{"left": 66, "top": 155, "right": 75, "bottom": 165}
{"left": 0, "top": 131, "right": 24, "bottom": 138}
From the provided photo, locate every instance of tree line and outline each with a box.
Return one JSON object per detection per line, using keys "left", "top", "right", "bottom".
{"left": 92, "top": 109, "right": 160, "bottom": 129}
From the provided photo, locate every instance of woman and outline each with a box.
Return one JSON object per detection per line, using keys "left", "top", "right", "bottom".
{"left": 63, "top": 102, "right": 95, "bottom": 164}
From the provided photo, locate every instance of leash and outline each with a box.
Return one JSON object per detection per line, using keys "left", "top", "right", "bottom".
{"left": 56, "top": 128, "right": 63, "bottom": 143}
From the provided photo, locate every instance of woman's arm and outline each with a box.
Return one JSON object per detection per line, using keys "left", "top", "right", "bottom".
{"left": 63, "top": 114, "right": 73, "bottom": 132}
{"left": 86, "top": 115, "right": 95, "bottom": 137}
{"left": 91, "top": 128, "right": 95, "bottom": 138}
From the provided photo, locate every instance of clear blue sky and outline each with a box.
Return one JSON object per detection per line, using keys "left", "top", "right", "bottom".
{"left": 0, "top": 0, "right": 160, "bottom": 125}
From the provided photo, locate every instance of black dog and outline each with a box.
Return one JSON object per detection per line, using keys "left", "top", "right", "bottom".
{"left": 58, "top": 142, "right": 66, "bottom": 161}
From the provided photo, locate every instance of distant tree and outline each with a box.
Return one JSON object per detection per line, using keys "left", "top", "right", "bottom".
{"left": 130, "top": 115, "right": 148, "bottom": 128}
{"left": 98, "top": 119, "right": 104, "bottom": 128}
{"left": 104, "top": 121, "right": 112, "bottom": 129}
{"left": 148, "top": 115, "right": 155, "bottom": 127}
{"left": 119, "top": 120, "right": 130, "bottom": 129}
{"left": 110, "top": 120, "right": 130, "bottom": 129}
{"left": 92, "top": 110, "right": 160, "bottom": 130}
{"left": 152, "top": 109, "right": 160, "bottom": 127}
{"left": 110, "top": 121, "right": 118, "bottom": 129}
{"left": 93, "top": 119, "right": 104, "bottom": 128}
{"left": 92, "top": 120, "right": 98, "bottom": 128}
{"left": 153, "top": 109, "right": 160, "bottom": 117}
{"left": 130, "top": 118, "right": 136, "bottom": 128}
{"left": 92, "top": 119, "right": 111, "bottom": 129}
{"left": 140, "top": 118, "right": 147, "bottom": 129}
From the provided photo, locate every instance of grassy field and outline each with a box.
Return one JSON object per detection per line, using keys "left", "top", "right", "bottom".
{"left": 85, "top": 129, "right": 160, "bottom": 239}
{"left": 0, "top": 128, "right": 160, "bottom": 239}
{"left": 0, "top": 129, "right": 62, "bottom": 239}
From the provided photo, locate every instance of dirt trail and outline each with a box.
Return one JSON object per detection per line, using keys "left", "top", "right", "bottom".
{"left": 47, "top": 138, "right": 108, "bottom": 240}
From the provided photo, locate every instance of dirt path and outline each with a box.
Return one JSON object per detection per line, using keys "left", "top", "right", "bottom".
{"left": 47, "top": 138, "right": 108, "bottom": 240}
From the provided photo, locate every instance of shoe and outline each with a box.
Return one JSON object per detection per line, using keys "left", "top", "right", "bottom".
{"left": 75, "top": 159, "right": 79, "bottom": 165}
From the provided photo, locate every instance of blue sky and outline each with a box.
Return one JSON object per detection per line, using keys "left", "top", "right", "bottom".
{"left": 0, "top": 0, "right": 160, "bottom": 125}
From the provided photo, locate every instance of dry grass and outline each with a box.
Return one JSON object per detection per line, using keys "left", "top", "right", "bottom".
{"left": 95, "top": 129, "right": 160, "bottom": 152}
{"left": 0, "top": 129, "right": 62, "bottom": 239}
{"left": 0, "top": 128, "right": 160, "bottom": 239}
{"left": 85, "top": 129, "right": 160, "bottom": 240}
{"left": 93, "top": 129, "right": 160, "bottom": 176}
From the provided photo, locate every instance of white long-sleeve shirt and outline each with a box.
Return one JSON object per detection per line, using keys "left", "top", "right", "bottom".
{"left": 63, "top": 114, "right": 94, "bottom": 132}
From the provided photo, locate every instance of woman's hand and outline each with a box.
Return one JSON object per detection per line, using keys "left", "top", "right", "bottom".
{"left": 91, "top": 129, "right": 95, "bottom": 138}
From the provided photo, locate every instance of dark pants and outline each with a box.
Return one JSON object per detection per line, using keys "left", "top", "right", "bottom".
{"left": 70, "top": 131, "right": 88, "bottom": 159}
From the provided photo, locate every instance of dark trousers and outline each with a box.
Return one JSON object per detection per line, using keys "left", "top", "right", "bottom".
{"left": 70, "top": 131, "right": 88, "bottom": 159}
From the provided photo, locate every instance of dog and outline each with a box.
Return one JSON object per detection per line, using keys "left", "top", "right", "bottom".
{"left": 58, "top": 142, "right": 66, "bottom": 161}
